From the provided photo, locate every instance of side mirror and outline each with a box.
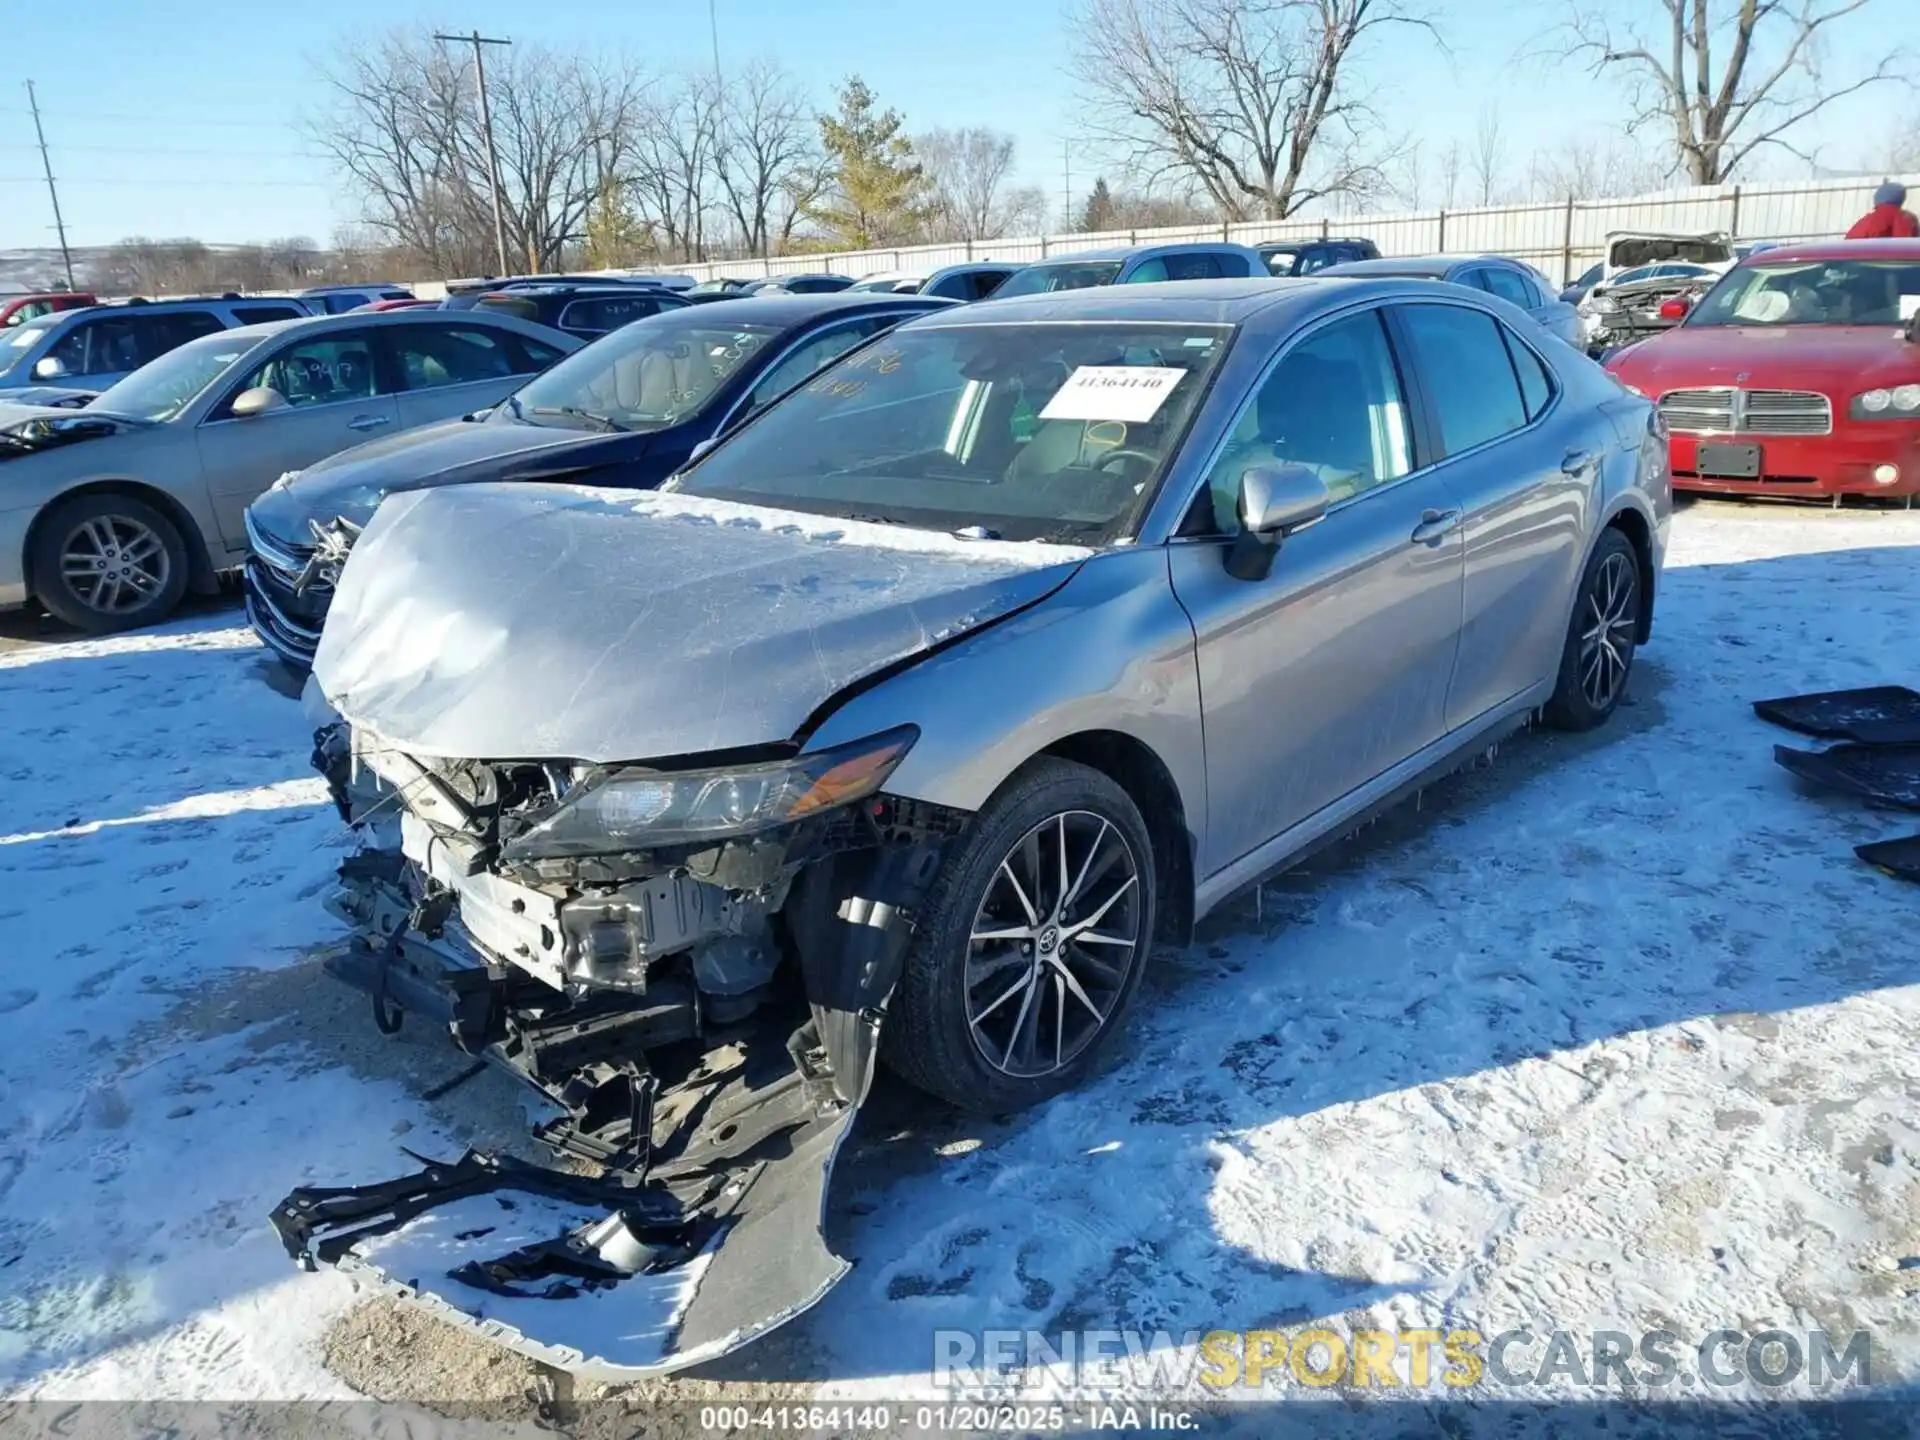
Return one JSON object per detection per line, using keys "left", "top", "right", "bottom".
{"left": 231, "top": 386, "right": 288, "bottom": 419}
{"left": 1658, "top": 295, "right": 1693, "bottom": 321}
{"left": 32, "top": 356, "right": 68, "bottom": 381}
{"left": 1226, "top": 464, "right": 1330, "bottom": 581}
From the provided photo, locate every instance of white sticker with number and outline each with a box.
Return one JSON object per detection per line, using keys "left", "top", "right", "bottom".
{"left": 1039, "top": 366, "right": 1187, "bottom": 423}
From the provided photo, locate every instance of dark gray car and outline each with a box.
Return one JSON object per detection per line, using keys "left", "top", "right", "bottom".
{"left": 280, "top": 277, "right": 1671, "bottom": 1380}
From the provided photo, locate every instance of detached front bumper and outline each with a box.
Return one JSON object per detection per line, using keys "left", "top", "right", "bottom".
{"left": 280, "top": 727, "right": 953, "bottom": 1376}
{"left": 296, "top": 852, "right": 873, "bottom": 1378}
{"left": 1669, "top": 426, "right": 1920, "bottom": 499}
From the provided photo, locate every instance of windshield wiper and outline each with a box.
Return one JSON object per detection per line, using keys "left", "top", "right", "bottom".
{"left": 529, "top": 405, "right": 626, "bottom": 432}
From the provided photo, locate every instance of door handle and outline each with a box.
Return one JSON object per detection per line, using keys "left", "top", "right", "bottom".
{"left": 1561, "top": 448, "right": 1596, "bottom": 476}
{"left": 1410, "top": 508, "right": 1462, "bottom": 545}
{"left": 347, "top": 414, "right": 391, "bottom": 432}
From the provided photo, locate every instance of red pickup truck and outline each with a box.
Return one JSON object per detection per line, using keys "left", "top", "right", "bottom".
{"left": 0, "top": 292, "right": 98, "bottom": 328}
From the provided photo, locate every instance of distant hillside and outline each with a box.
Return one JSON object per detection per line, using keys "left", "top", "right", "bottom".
{"left": 0, "top": 248, "right": 89, "bottom": 292}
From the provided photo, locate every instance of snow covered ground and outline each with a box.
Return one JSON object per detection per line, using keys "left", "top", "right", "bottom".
{"left": 1, "top": 502, "right": 1918, "bottom": 1418}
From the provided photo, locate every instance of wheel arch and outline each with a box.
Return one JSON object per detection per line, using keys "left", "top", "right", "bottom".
{"left": 24, "top": 480, "right": 219, "bottom": 600}
{"left": 1035, "top": 729, "right": 1196, "bottom": 948}
{"left": 1599, "top": 502, "right": 1656, "bottom": 643}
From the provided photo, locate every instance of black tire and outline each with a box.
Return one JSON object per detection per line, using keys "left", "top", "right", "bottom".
{"left": 31, "top": 492, "right": 190, "bottom": 634}
{"left": 885, "top": 758, "right": 1157, "bottom": 1113}
{"left": 1543, "top": 527, "right": 1642, "bottom": 732}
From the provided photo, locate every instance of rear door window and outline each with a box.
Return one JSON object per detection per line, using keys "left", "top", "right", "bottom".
{"left": 233, "top": 305, "right": 303, "bottom": 325}
{"left": 1394, "top": 304, "right": 1530, "bottom": 455}
{"left": 1480, "top": 268, "right": 1538, "bottom": 309}
{"left": 1165, "top": 253, "right": 1226, "bottom": 280}
{"left": 385, "top": 324, "right": 520, "bottom": 390}
{"left": 557, "top": 295, "right": 666, "bottom": 335}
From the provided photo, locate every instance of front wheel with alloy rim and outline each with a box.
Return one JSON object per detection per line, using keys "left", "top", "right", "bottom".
{"left": 31, "top": 492, "right": 190, "bottom": 634}
{"left": 1543, "top": 527, "right": 1642, "bottom": 732}
{"left": 885, "top": 758, "right": 1157, "bottom": 1112}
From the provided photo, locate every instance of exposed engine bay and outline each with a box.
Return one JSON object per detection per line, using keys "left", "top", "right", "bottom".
{"left": 275, "top": 718, "right": 963, "bottom": 1376}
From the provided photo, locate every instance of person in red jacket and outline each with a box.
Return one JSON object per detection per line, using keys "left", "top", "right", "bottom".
{"left": 1846, "top": 181, "right": 1920, "bottom": 239}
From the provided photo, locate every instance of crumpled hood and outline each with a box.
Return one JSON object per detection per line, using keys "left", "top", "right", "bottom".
{"left": 1610, "top": 323, "right": 1920, "bottom": 394}
{"left": 249, "top": 415, "right": 648, "bottom": 540}
{"left": 313, "top": 482, "right": 1090, "bottom": 763}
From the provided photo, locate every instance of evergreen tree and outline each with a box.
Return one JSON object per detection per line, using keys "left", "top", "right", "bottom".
{"left": 1079, "top": 177, "right": 1118, "bottom": 232}
{"left": 807, "top": 76, "right": 929, "bottom": 248}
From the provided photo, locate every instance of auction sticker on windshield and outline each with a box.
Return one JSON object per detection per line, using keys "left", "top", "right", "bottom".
{"left": 1041, "top": 365, "right": 1187, "bottom": 423}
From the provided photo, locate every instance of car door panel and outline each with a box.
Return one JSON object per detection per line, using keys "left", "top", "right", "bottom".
{"left": 196, "top": 328, "right": 399, "bottom": 552}
{"left": 1170, "top": 482, "right": 1465, "bottom": 877}
{"left": 1166, "top": 307, "right": 1466, "bottom": 876}
{"left": 1390, "top": 301, "right": 1588, "bottom": 729}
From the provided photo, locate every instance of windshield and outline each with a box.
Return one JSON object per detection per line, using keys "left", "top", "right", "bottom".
{"left": 1688, "top": 259, "right": 1920, "bottom": 327}
{"left": 993, "top": 261, "right": 1125, "bottom": 298}
{"left": 506, "top": 313, "right": 782, "bottom": 430}
{"left": 88, "top": 330, "right": 260, "bottom": 421}
{"left": 0, "top": 321, "right": 56, "bottom": 379}
{"left": 669, "top": 320, "right": 1232, "bottom": 544}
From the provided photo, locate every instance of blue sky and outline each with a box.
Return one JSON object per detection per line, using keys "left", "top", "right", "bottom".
{"left": 0, "top": 0, "right": 1905, "bottom": 250}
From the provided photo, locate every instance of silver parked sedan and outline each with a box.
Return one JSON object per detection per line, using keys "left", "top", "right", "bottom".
{"left": 0, "top": 309, "right": 578, "bottom": 632}
{"left": 284, "top": 278, "right": 1670, "bottom": 1377}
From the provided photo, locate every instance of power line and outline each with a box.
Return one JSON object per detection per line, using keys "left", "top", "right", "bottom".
{"left": 0, "top": 141, "right": 325, "bottom": 160}
{"left": 25, "top": 81, "right": 74, "bottom": 290}
{"left": 0, "top": 176, "right": 333, "bottom": 188}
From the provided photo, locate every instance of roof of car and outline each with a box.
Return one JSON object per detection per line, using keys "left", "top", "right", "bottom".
{"left": 1739, "top": 237, "right": 1920, "bottom": 264}
{"left": 679, "top": 291, "right": 951, "bottom": 326}
{"left": 216, "top": 307, "right": 576, "bottom": 344}
{"left": 1255, "top": 237, "right": 1373, "bottom": 250}
{"left": 1028, "top": 242, "right": 1264, "bottom": 264}
{"left": 1317, "top": 254, "right": 1512, "bottom": 278}
{"left": 480, "top": 283, "right": 671, "bottom": 299}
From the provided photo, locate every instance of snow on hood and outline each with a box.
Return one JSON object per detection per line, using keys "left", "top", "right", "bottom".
{"left": 312, "top": 482, "right": 1091, "bottom": 763}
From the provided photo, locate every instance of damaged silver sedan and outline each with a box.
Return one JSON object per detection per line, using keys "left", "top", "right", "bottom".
{"left": 276, "top": 278, "right": 1671, "bottom": 1375}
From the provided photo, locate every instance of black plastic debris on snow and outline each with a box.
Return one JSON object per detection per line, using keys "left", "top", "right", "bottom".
{"left": 1753, "top": 685, "right": 1920, "bottom": 745}
{"left": 1856, "top": 833, "right": 1920, "bottom": 884}
{"left": 1773, "top": 743, "right": 1920, "bottom": 811}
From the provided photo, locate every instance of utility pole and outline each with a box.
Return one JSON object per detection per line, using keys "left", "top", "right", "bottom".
{"left": 25, "top": 82, "right": 75, "bottom": 291}
{"left": 1061, "top": 138, "right": 1072, "bottom": 231}
{"left": 436, "top": 30, "right": 513, "bottom": 276}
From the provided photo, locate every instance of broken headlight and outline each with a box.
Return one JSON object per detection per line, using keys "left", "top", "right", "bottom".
{"left": 502, "top": 726, "right": 918, "bottom": 859}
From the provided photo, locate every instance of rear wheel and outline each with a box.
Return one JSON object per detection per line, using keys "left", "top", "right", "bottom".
{"left": 31, "top": 492, "right": 190, "bottom": 634}
{"left": 1543, "top": 527, "right": 1641, "bottom": 731}
{"left": 886, "top": 759, "right": 1156, "bottom": 1113}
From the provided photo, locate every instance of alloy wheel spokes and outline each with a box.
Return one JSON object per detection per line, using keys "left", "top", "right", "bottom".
{"left": 965, "top": 809, "right": 1146, "bottom": 1079}
{"left": 61, "top": 514, "right": 169, "bottom": 614}
{"left": 1577, "top": 553, "right": 1637, "bottom": 709}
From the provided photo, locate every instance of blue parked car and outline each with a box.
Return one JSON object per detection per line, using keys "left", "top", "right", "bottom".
{"left": 991, "top": 242, "right": 1267, "bottom": 298}
{"left": 242, "top": 291, "right": 951, "bottom": 667}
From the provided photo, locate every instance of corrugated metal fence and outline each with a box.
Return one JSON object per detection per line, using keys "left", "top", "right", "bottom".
{"left": 413, "top": 173, "right": 1918, "bottom": 297}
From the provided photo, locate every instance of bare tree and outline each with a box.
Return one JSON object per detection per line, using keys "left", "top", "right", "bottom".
{"left": 310, "top": 29, "right": 650, "bottom": 276}
{"left": 713, "top": 59, "right": 823, "bottom": 257}
{"left": 1470, "top": 102, "right": 1505, "bottom": 205}
{"left": 1523, "top": 137, "right": 1671, "bottom": 199}
{"left": 1437, "top": 137, "right": 1463, "bottom": 208}
{"left": 1555, "top": 0, "right": 1908, "bottom": 184}
{"left": 1070, "top": 0, "right": 1438, "bottom": 221}
{"left": 916, "top": 126, "right": 1022, "bottom": 239}
{"left": 627, "top": 73, "right": 723, "bottom": 261}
